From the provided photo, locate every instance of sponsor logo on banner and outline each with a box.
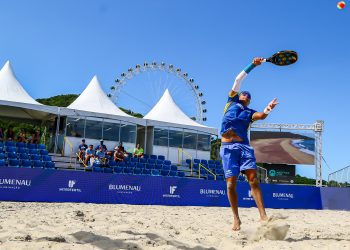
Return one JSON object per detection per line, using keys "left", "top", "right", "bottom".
{"left": 272, "top": 192, "right": 294, "bottom": 200}
{"left": 59, "top": 180, "right": 82, "bottom": 192}
{"left": 0, "top": 178, "right": 31, "bottom": 190}
{"left": 109, "top": 184, "right": 141, "bottom": 194}
{"left": 243, "top": 190, "right": 254, "bottom": 201}
{"left": 163, "top": 186, "right": 180, "bottom": 198}
{"left": 200, "top": 188, "right": 226, "bottom": 198}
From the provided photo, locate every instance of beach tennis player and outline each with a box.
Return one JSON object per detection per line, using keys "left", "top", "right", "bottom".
{"left": 220, "top": 57, "right": 278, "bottom": 231}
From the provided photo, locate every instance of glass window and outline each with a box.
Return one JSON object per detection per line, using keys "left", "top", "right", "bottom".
{"left": 85, "top": 119, "right": 103, "bottom": 140}
{"left": 169, "top": 129, "right": 183, "bottom": 148}
{"left": 153, "top": 127, "right": 168, "bottom": 146}
{"left": 197, "top": 133, "right": 210, "bottom": 151}
{"left": 66, "top": 117, "right": 84, "bottom": 138}
{"left": 183, "top": 131, "right": 197, "bottom": 149}
{"left": 120, "top": 124, "right": 136, "bottom": 143}
{"left": 102, "top": 121, "right": 120, "bottom": 141}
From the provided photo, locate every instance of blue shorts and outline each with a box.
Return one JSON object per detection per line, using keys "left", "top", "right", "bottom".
{"left": 219, "top": 142, "right": 257, "bottom": 178}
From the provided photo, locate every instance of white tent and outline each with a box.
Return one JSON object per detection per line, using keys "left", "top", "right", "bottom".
{"left": 144, "top": 89, "right": 217, "bottom": 134}
{"left": 62, "top": 75, "right": 145, "bottom": 125}
{"left": 0, "top": 61, "right": 58, "bottom": 120}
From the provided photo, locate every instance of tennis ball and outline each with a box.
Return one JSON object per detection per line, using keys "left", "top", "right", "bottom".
{"left": 337, "top": 1, "right": 346, "bottom": 9}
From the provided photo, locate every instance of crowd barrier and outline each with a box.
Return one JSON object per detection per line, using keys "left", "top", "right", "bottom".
{"left": 0, "top": 168, "right": 348, "bottom": 210}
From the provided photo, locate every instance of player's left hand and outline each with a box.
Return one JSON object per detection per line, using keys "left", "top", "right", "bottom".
{"left": 267, "top": 98, "right": 279, "bottom": 110}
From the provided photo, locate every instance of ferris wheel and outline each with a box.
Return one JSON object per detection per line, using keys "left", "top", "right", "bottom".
{"left": 107, "top": 61, "right": 207, "bottom": 123}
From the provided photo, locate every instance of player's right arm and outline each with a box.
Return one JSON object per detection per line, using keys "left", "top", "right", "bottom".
{"left": 228, "top": 57, "right": 264, "bottom": 98}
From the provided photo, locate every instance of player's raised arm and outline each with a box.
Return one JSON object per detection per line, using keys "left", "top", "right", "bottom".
{"left": 252, "top": 98, "right": 279, "bottom": 121}
{"left": 229, "top": 57, "right": 264, "bottom": 97}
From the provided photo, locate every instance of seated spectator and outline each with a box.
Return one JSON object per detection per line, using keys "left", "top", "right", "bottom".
{"left": 32, "top": 130, "right": 41, "bottom": 144}
{"left": 114, "top": 142, "right": 127, "bottom": 162}
{"left": 6, "top": 126, "right": 15, "bottom": 141}
{"left": 84, "top": 144, "right": 95, "bottom": 166}
{"left": 95, "top": 147, "right": 106, "bottom": 165}
{"left": 133, "top": 143, "right": 144, "bottom": 158}
{"left": 16, "top": 129, "right": 26, "bottom": 142}
{"left": 95, "top": 139, "right": 107, "bottom": 152}
{"left": 78, "top": 139, "right": 88, "bottom": 160}
{"left": 0, "top": 127, "right": 4, "bottom": 141}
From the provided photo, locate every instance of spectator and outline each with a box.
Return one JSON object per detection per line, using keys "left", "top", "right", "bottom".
{"left": 95, "top": 139, "right": 107, "bottom": 152}
{"left": 16, "top": 129, "right": 26, "bottom": 142}
{"left": 6, "top": 126, "right": 15, "bottom": 141}
{"left": 0, "top": 127, "right": 4, "bottom": 141}
{"left": 32, "top": 130, "right": 41, "bottom": 144}
{"left": 114, "top": 142, "right": 127, "bottom": 162}
{"left": 133, "top": 143, "right": 144, "bottom": 158}
{"left": 78, "top": 139, "right": 88, "bottom": 160}
{"left": 95, "top": 147, "right": 106, "bottom": 165}
{"left": 84, "top": 144, "right": 95, "bottom": 166}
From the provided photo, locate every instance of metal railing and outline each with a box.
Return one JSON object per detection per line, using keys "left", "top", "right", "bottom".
{"left": 198, "top": 163, "right": 216, "bottom": 180}
{"left": 63, "top": 137, "right": 74, "bottom": 168}
{"left": 178, "top": 148, "right": 193, "bottom": 176}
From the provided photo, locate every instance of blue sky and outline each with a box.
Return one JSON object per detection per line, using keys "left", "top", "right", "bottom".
{"left": 0, "top": 0, "right": 349, "bottom": 178}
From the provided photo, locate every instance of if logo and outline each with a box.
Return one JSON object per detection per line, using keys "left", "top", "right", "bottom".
{"left": 68, "top": 180, "right": 76, "bottom": 188}
{"left": 170, "top": 186, "right": 177, "bottom": 194}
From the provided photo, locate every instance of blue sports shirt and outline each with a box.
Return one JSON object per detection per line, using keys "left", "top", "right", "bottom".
{"left": 220, "top": 63, "right": 257, "bottom": 144}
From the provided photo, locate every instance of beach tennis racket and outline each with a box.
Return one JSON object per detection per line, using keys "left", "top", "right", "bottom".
{"left": 263, "top": 50, "right": 298, "bottom": 66}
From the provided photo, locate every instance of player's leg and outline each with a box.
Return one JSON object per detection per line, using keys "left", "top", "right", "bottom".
{"left": 245, "top": 169, "right": 268, "bottom": 221}
{"left": 220, "top": 143, "right": 241, "bottom": 230}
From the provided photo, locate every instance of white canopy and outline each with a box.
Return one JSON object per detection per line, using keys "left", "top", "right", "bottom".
{"left": 68, "top": 75, "right": 131, "bottom": 117}
{"left": 0, "top": 61, "right": 41, "bottom": 105}
{"left": 144, "top": 89, "right": 217, "bottom": 134}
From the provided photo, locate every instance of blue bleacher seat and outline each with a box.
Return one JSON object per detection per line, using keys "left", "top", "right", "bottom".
{"left": 177, "top": 171, "right": 185, "bottom": 178}
{"left": 123, "top": 168, "right": 133, "bottom": 174}
{"left": 151, "top": 169, "right": 160, "bottom": 176}
{"left": 28, "top": 149, "right": 39, "bottom": 155}
{"left": 215, "top": 160, "right": 222, "bottom": 165}
{"left": 40, "top": 149, "right": 49, "bottom": 155}
{"left": 200, "top": 160, "right": 208, "bottom": 166}
{"left": 5, "top": 141, "right": 15, "bottom": 147}
{"left": 21, "top": 159, "right": 32, "bottom": 168}
{"left": 42, "top": 155, "right": 52, "bottom": 162}
{"left": 170, "top": 165, "right": 177, "bottom": 171}
{"left": 104, "top": 168, "right": 113, "bottom": 173}
{"left": 133, "top": 168, "right": 142, "bottom": 175}
{"left": 5, "top": 147, "right": 16, "bottom": 153}
{"left": 123, "top": 156, "right": 130, "bottom": 162}
{"left": 156, "top": 159, "right": 164, "bottom": 165}
{"left": 118, "top": 161, "right": 126, "bottom": 167}
{"left": 216, "top": 164, "right": 223, "bottom": 170}
{"left": 142, "top": 169, "right": 151, "bottom": 175}
{"left": 208, "top": 160, "right": 215, "bottom": 165}
{"left": 32, "top": 160, "right": 43, "bottom": 168}
{"left": 113, "top": 166, "right": 123, "bottom": 174}
{"left": 154, "top": 164, "right": 162, "bottom": 170}
{"left": 208, "top": 164, "right": 216, "bottom": 170}
{"left": 19, "top": 153, "right": 29, "bottom": 160}
{"left": 129, "top": 162, "right": 137, "bottom": 168}
{"left": 185, "top": 159, "right": 192, "bottom": 165}
{"left": 150, "top": 155, "right": 157, "bottom": 160}
{"left": 93, "top": 161, "right": 101, "bottom": 168}
{"left": 38, "top": 144, "right": 46, "bottom": 150}
{"left": 0, "top": 147, "right": 2, "bottom": 153}
{"left": 7, "top": 152, "right": 17, "bottom": 159}
{"left": 0, "top": 153, "right": 5, "bottom": 160}
{"left": 108, "top": 160, "right": 117, "bottom": 167}
{"left": 31, "top": 155, "right": 41, "bottom": 161}
{"left": 163, "top": 160, "right": 171, "bottom": 166}
{"left": 157, "top": 155, "right": 165, "bottom": 161}
{"left": 163, "top": 165, "right": 171, "bottom": 171}
{"left": 207, "top": 175, "right": 215, "bottom": 180}
{"left": 238, "top": 174, "right": 246, "bottom": 182}
{"left": 27, "top": 143, "right": 36, "bottom": 149}
{"left": 145, "top": 163, "right": 154, "bottom": 170}
{"left": 143, "top": 154, "right": 149, "bottom": 159}
{"left": 161, "top": 170, "right": 169, "bottom": 176}
{"left": 0, "top": 159, "right": 5, "bottom": 167}
{"left": 93, "top": 166, "right": 103, "bottom": 173}
{"left": 9, "top": 159, "right": 20, "bottom": 167}
{"left": 169, "top": 170, "right": 177, "bottom": 177}
{"left": 193, "top": 159, "right": 200, "bottom": 164}
{"left": 139, "top": 158, "right": 147, "bottom": 163}
{"left": 216, "top": 169, "right": 224, "bottom": 175}
{"left": 130, "top": 157, "right": 138, "bottom": 163}
{"left": 148, "top": 159, "right": 156, "bottom": 164}
{"left": 17, "top": 147, "right": 27, "bottom": 154}
{"left": 16, "top": 142, "right": 26, "bottom": 148}
{"left": 216, "top": 175, "right": 225, "bottom": 181}
{"left": 0, "top": 142, "right": 3, "bottom": 148}
{"left": 136, "top": 163, "right": 145, "bottom": 169}
{"left": 44, "top": 161, "right": 55, "bottom": 169}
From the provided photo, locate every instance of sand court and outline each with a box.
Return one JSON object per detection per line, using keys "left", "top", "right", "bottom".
{"left": 0, "top": 201, "right": 349, "bottom": 249}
